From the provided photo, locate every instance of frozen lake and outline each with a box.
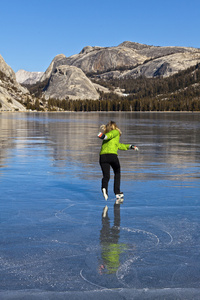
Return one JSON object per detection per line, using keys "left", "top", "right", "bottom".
{"left": 0, "top": 112, "right": 200, "bottom": 299}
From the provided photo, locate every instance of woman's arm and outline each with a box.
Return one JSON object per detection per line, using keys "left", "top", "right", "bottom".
{"left": 118, "top": 144, "right": 139, "bottom": 151}
{"left": 98, "top": 129, "right": 119, "bottom": 140}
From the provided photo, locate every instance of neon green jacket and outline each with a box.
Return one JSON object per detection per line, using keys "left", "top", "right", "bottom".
{"left": 100, "top": 129, "right": 130, "bottom": 155}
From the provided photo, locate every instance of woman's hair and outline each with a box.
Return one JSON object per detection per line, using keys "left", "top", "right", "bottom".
{"left": 100, "top": 121, "right": 122, "bottom": 135}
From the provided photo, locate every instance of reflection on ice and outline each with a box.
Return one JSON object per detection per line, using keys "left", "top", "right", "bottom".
{"left": 99, "top": 204, "right": 126, "bottom": 275}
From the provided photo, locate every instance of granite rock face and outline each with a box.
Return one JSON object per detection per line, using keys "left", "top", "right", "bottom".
{"left": 41, "top": 42, "right": 200, "bottom": 83}
{"left": 64, "top": 45, "right": 148, "bottom": 74}
{"left": 117, "top": 51, "right": 200, "bottom": 79}
{"left": 67, "top": 42, "right": 200, "bottom": 78}
{"left": 16, "top": 69, "right": 43, "bottom": 85}
{"left": 43, "top": 65, "right": 99, "bottom": 100}
{"left": 0, "top": 54, "right": 16, "bottom": 81}
{"left": 0, "top": 55, "right": 29, "bottom": 111}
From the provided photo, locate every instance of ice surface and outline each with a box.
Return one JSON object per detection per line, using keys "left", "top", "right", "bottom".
{"left": 0, "top": 112, "right": 200, "bottom": 299}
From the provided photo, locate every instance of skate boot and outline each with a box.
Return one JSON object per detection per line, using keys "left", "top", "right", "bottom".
{"left": 102, "top": 188, "right": 108, "bottom": 201}
{"left": 115, "top": 192, "right": 124, "bottom": 204}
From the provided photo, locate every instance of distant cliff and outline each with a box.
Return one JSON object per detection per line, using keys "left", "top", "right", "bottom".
{"left": 43, "top": 64, "right": 99, "bottom": 100}
{"left": 16, "top": 69, "right": 43, "bottom": 85}
{"left": 51, "top": 41, "right": 200, "bottom": 79}
{"left": 0, "top": 55, "right": 29, "bottom": 111}
{"left": 32, "top": 41, "right": 200, "bottom": 101}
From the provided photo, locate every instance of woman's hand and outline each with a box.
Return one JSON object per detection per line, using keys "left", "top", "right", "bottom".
{"left": 130, "top": 145, "right": 139, "bottom": 151}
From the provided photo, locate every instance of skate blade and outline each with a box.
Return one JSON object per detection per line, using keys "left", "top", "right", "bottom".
{"left": 115, "top": 198, "right": 124, "bottom": 205}
{"left": 102, "top": 205, "right": 108, "bottom": 217}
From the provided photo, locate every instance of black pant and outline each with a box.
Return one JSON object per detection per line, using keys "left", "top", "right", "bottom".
{"left": 99, "top": 154, "right": 121, "bottom": 195}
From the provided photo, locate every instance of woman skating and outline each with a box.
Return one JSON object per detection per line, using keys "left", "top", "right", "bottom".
{"left": 98, "top": 121, "right": 138, "bottom": 201}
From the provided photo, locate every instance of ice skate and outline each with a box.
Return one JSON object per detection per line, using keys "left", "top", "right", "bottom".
{"left": 116, "top": 192, "right": 124, "bottom": 199}
{"left": 102, "top": 188, "right": 108, "bottom": 201}
{"left": 115, "top": 192, "right": 124, "bottom": 204}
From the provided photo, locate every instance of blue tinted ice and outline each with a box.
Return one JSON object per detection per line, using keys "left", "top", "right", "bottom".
{"left": 0, "top": 112, "right": 200, "bottom": 299}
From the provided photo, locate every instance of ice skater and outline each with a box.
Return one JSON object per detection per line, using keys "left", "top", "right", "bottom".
{"left": 98, "top": 120, "right": 138, "bottom": 202}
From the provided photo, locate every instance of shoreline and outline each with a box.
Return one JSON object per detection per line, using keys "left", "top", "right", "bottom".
{"left": 1, "top": 110, "right": 200, "bottom": 114}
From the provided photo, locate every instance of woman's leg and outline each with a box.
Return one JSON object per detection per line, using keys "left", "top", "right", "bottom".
{"left": 110, "top": 155, "right": 121, "bottom": 195}
{"left": 99, "top": 155, "right": 110, "bottom": 194}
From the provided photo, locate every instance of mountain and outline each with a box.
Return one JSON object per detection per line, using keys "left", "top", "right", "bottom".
{"left": 31, "top": 54, "right": 100, "bottom": 100}
{"left": 63, "top": 44, "right": 148, "bottom": 74}
{"left": 32, "top": 41, "right": 200, "bottom": 102}
{"left": 44, "top": 41, "right": 200, "bottom": 79}
{"left": 1, "top": 41, "right": 200, "bottom": 111}
{"left": 16, "top": 69, "right": 43, "bottom": 85}
{"left": 107, "top": 50, "right": 200, "bottom": 80}
{"left": 43, "top": 64, "right": 99, "bottom": 100}
{"left": 0, "top": 55, "right": 30, "bottom": 111}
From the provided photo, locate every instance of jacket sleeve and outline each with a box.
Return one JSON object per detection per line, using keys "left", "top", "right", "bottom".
{"left": 118, "top": 143, "right": 130, "bottom": 150}
{"left": 105, "top": 130, "right": 119, "bottom": 140}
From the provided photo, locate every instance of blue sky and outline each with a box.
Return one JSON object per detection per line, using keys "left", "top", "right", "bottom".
{"left": 1, "top": 0, "right": 200, "bottom": 73}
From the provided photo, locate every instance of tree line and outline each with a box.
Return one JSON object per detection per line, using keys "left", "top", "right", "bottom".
{"left": 43, "top": 97, "right": 200, "bottom": 112}
{"left": 93, "top": 63, "right": 200, "bottom": 98}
